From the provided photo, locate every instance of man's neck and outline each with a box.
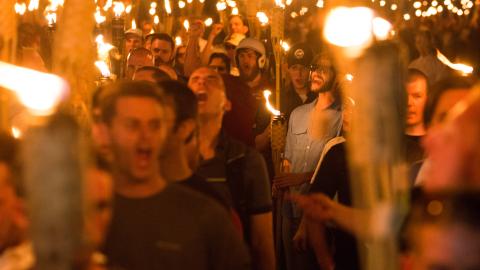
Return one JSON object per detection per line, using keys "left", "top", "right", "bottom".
{"left": 198, "top": 115, "right": 222, "bottom": 160}
{"left": 247, "top": 73, "right": 262, "bottom": 89}
{"left": 113, "top": 171, "right": 166, "bottom": 198}
{"left": 406, "top": 124, "right": 426, "bottom": 136}
{"left": 160, "top": 148, "right": 193, "bottom": 182}
{"left": 314, "top": 91, "right": 335, "bottom": 112}
{"left": 294, "top": 86, "right": 309, "bottom": 96}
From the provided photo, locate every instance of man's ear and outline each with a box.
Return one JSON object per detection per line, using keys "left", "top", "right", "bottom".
{"left": 224, "top": 99, "right": 232, "bottom": 112}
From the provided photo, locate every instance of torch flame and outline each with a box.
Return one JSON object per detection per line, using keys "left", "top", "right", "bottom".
{"left": 179, "top": 1, "right": 186, "bottom": 8}
{"left": 216, "top": 1, "right": 227, "bottom": 11}
{"left": 437, "top": 50, "right": 473, "bottom": 75}
{"left": 28, "top": 0, "right": 39, "bottom": 11}
{"left": 113, "top": 1, "right": 125, "bottom": 17}
{"left": 103, "top": 0, "right": 113, "bottom": 11}
{"left": 95, "top": 35, "right": 114, "bottom": 61}
{"left": 125, "top": 4, "right": 132, "bottom": 14}
{"left": 154, "top": 15, "right": 160, "bottom": 25}
{"left": 11, "top": 127, "right": 22, "bottom": 139}
{"left": 183, "top": 19, "right": 190, "bottom": 31}
{"left": 256, "top": 12, "right": 269, "bottom": 26}
{"left": 263, "top": 90, "right": 281, "bottom": 116}
{"left": 95, "top": 8, "right": 106, "bottom": 24}
{"left": 274, "top": 0, "right": 286, "bottom": 8}
{"left": 95, "top": 61, "right": 111, "bottom": 78}
{"left": 131, "top": 19, "right": 136, "bottom": 29}
{"left": 15, "top": 3, "right": 27, "bottom": 15}
{"left": 0, "top": 61, "right": 69, "bottom": 116}
{"left": 165, "top": 0, "right": 172, "bottom": 14}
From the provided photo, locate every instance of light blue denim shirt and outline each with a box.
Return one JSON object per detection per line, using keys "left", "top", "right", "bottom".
{"left": 283, "top": 98, "right": 342, "bottom": 218}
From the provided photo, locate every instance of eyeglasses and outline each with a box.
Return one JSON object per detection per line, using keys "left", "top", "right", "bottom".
{"left": 310, "top": 64, "right": 332, "bottom": 74}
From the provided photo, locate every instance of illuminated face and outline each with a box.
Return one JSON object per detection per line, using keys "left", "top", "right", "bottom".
{"left": 91, "top": 108, "right": 113, "bottom": 163}
{"left": 0, "top": 163, "right": 28, "bottom": 251}
{"left": 406, "top": 77, "right": 428, "bottom": 128}
{"left": 85, "top": 167, "right": 113, "bottom": 248}
{"left": 209, "top": 57, "right": 228, "bottom": 74}
{"left": 151, "top": 39, "right": 173, "bottom": 65}
{"left": 125, "top": 35, "right": 142, "bottom": 54}
{"left": 310, "top": 57, "right": 334, "bottom": 93}
{"left": 408, "top": 224, "right": 480, "bottom": 270}
{"left": 188, "top": 67, "right": 228, "bottom": 117}
{"left": 229, "top": 16, "right": 248, "bottom": 35}
{"left": 175, "top": 46, "right": 186, "bottom": 65}
{"left": 288, "top": 64, "right": 309, "bottom": 90}
{"left": 238, "top": 48, "right": 260, "bottom": 82}
{"left": 108, "top": 97, "right": 166, "bottom": 182}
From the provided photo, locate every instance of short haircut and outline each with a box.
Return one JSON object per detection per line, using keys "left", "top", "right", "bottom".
{"left": 209, "top": 53, "right": 231, "bottom": 72}
{"left": 406, "top": 68, "right": 428, "bottom": 84}
{"left": 157, "top": 80, "right": 197, "bottom": 130}
{"left": 128, "top": 47, "right": 153, "bottom": 60}
{"left": 401, "top": 190, "right": 480, "bottom": 252}
{"left": 134, "top": 66, "right": 171, "bottom": 82}
{"left": 100, "top": 80, "right": 165, "bottom": 124}
{"left": 151, "top": 33, "right": 175, "bottom": 51}
{"left": 423, "top": 75, "right": 475, "bottom": 126}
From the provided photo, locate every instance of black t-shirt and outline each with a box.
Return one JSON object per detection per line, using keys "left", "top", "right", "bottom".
{"left": 104, "top": 184, "right": 251, "bottom": 270}
{"left": 309, "top": 143, "right": 360, "bottom": 270}
{"left": 405, "top": 134, "right": 425, "bottom": 166}
{"left": 181, "top": 173, "right": 230, "bottom": 210}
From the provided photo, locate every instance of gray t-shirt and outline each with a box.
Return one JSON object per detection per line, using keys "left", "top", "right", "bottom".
{"left": 104, "top": 183, "right": 251, "bottom": 270}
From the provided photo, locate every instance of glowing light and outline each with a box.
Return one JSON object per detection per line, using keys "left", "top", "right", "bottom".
{"left": 464, "top": 9, "right": 470, "bottom": 15}
{"left": 199, "top": 0, "right": 205, "bottom": 3}
{"left": 165, "top": 0, "right": 172, "bottom": 14}
{"left": 290, "top": 12, "right": 298, "bottom": 18}
{"left": 232, "top": 7, "right": 239, "bottom": 15}
{"left": 324, "top": 7, "right": 374, "bottom": 48}
{"left": 28, "top": 0, "right": 39, "bottom": 11}
{"left": 113, "top": 1, "right": 125, "bottom": 17}
{"left": 103, "top": 0, "right": 113, "bottom": 11}
{"left": 448, "top": 4, "right": 454, "bottom": 10}
{"left": 432, "top": 0, "right": 438, "bottom": 6}
{"left": 150, "top": 2, "right": 157, "bottom": 8}
{"left": 45, "top": 12, "right": 57, "bottom": 25}
{"left": 226, "top": 0, "right": 237, "bottom": 7}
{"left": 404, "top": 13, "right": 411, "bottom": 20}
{"left": 131, "top": 19, "right": 136, "bottom": 29}
{"left": 125, "top": 5, "right": 132, "bottom": 14}
{"left": 175, "top": 36, "right": 182, "bottom": 46}
{"left": 11, "top": 127, "right": 22, "bottom": 139}
{"left": 0, "top": 61, "right": 69, "bottom": 116}
{"left": 444, "top": 0, "right": 452, "bottom": 5}
{"left": 372, "top": 17, "right": 392, "bottom": 40}
{"left": 256, "top": 11, "right": 269, "bottom": 26}
{"left": 280, "top": 40, "right": 290, "bottom": 51}
{"left": 452, "top": 6, "right": 458, "bottom": 12}
{"left": 95, "top": 35, "right": 114, "bottom": 61}
{"left": 154, "top": 15, "right": 160, "bottom": 24}
{"left": 345, "top": 73, "right": 354, "bottom": 81}
{"left": 216, "top": 1, "right": 227, "bottom": 10}
{"left": 390, "top": 3, "right": 397, "bottom": 10}
{"left": 183, "top": 19, "right": 190, "bottom": 31}
{"left": 15, "top": 3, "right": 27, "bottom": 15}
{"left": 286, "top": 0, "right": 293, "bottom": 6}
{"left": 95, "top": 8, "right": 106, "bottom": 24}
{"left": 437, "top": 5, "right": 444, "bottom": 12}
{"left": 415, "top": 9, "right": 422, "bottom": 16}
{"left": 263, "top": 90, "right": 281, "bottom": 116}
{"left": 95, "top": 61, "right": 111, "bottom": 78}
{"left": 179, "top": 1, "right": 186, "bottom": 8}
{"left": 423, "top": 0, "right": 428, "bottom": 5}
{"left": 205, "top": 17, "right": 213, "bottom": 26}
{"left": 299, "top": 6, "right": 309, "bottom": 16}
{"left": 437, "top": 50, "right": 474, "bottom": 75}
{"left": 413, "top": 1, "right": 421, "bottom": 8}
{"left": 467, "top": 1, "right": 474, "bottom": 8}
{"left": 149, "top": 8, "right": 156, "bottom": 15}
{"left": 187, "top": 0, "right": 193, "bottom": 3}
{"left": 380, "top": 0, "right": 386, "bottom": 6}
{"left": 275, "top": 0, "right": 286, "bottom": 8}
{"left": 457, "top": 9, "right": 464, "bottom": 15}
{"left": 316, "top": 0, "right": 324, "bottom": 8}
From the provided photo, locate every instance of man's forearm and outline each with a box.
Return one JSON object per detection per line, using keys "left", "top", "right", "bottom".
{"left": 250, "top": 213, "right": 276, "bottom": 270}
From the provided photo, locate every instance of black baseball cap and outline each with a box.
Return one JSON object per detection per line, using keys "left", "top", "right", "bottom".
{"left": 287, "top": 43, "right": 313, "bottom": 67}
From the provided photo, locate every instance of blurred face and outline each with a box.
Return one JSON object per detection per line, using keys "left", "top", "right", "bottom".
{"left": 310, "top": 57, "right": 334, "bottom": 93}
{"left": 91, "top": 108, "right": 113, "bottom": 163}
{"left": 229, "top": 16, "right": 248, "bottom": 35}
{"left": 238, "top": 48, "right": 260, "bottom": 82}
{"left": 407, "top": 224, "right": 480, "bottom": 270}
{"left": 188, "top": 67, "right": 228, "bottom": 117}
{"left": 406, "top": 77, "right": 428, "bottom": 128}
{"left": 209, "top": 57, "right": 228, "bottom": 74}
{"left": 288, "top": 64, "right": 309, "bottom": 90}
{"left": 422, "top": 89, "right": 470, "bottom": 190}
{"left": 108, "top": 97, "right": 166, "bottom": 181}
{"left": 0, "top": 163, "right": 27, "bottom": 252}
{"left": 85, "top": 167, "right": 113, "bottom": 248}
{"left": 151, "top": 39, "right": 173, "bottom": 65}
{"left": 125, "top": 35, "right": 142, "bottom": 54}
{"left": 225, "top": 43, "right": 236, "bottom": 61}
{"left": 176, "top": 46, "right": 186, "bottom": 65}
{"left": 126, "top": 52, "right": 154, "bottom": 79}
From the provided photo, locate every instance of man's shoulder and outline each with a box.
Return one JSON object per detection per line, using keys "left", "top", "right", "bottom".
{"left": 290, "top": 100, "right": 315, "bottom": 117}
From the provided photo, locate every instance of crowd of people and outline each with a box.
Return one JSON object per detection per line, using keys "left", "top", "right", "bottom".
{"left": 2, "top": 8, "right": 480, "bottom": 270}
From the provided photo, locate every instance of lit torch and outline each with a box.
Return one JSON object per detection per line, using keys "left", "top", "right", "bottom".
{"left": 271, "top": 0, "right": 285, "bottom": 108}
{"left": 263, "top": 90, "right": 286, "bottom": 176}
{"left": 437, "top": 50, "right": 474, "bottom": 75}
{"left": 164, "top": 0, "right": 174, "bottom": 35}
{"left": 111, "top": 1, "right": 125, "bottom": 76}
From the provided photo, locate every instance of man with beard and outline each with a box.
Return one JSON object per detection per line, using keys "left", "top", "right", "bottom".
{"left": 150, "top": 33, "right": 175, "bottom": 67}
{"left": 101, "top": 81, "right": 250, "bottom": 270}
{"left": 188, "top": 67, "right": 275, "bottom": 270}
{"left": 273, "top": 53, "right": 342, "bottom": 270}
